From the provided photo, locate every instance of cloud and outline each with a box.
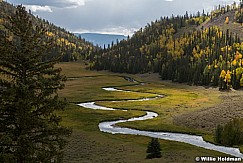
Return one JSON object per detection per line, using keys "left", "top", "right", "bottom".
{"left": 8, "top": 0, "right": 237, "bottom": 35}
{"left": 61, "top": 0, "right": 85, "bottom": 8}
{"left": 7, "top": 0, "right": 86, "bottom": 8}
{"left": 74, "top": 26, "right": 138, "bottom": 36}
{"left": 24, "top": 5, "right": 53, "bottom": 13}
{"left": 100, "top": 26, "right": 138, "bottom": 36}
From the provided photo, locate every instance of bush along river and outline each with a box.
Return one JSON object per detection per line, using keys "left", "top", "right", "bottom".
{"left": 78, "top": 86, "right": 243, "bottom": 158}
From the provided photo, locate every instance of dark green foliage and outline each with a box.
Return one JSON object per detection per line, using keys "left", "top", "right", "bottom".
{"left": 215, "top": 119, "right": 243, "bottom": 146}
{"left": 0, "top": 5, "right": 71, "bottom": 162}
{"left": 146, "top": 138, "right": 162, "bottom": 159}
{"left": 215, "top": 124, "right": 223, "bottom": 144}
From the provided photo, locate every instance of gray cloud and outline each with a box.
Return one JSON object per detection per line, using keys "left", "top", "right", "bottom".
{"left": 24, "top": 5, "right": 53, "bottom": 12}
{"left": 7, "top": 0, "right": 85, "bottom": 8}
{"left": 7, "top": 0, "right": 238, "bottom": 36}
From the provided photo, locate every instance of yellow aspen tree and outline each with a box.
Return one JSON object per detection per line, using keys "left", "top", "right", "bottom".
{"left": 225, "top": 16, "right": 229, "bottom": 24}
{"left": 220, "top": 70, "right": 226, "bottom": 79}
{"left": 224, "top": 70, "right": 231, "bottom": 88}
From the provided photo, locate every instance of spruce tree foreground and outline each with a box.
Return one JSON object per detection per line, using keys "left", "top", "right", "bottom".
{"left": 0, "top": 5, "right": 71, "bottom": 163}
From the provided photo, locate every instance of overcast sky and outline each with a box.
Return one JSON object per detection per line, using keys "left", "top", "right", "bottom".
{"left": 6, "top": 0, "right": 236, "bottom": 36}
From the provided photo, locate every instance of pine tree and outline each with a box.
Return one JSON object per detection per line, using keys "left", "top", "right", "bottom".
{"left": 146, "top": 138, "right": 162, "bottom": 159}
{"left": 0, "top": 5, "right": 71, "bottom": 162}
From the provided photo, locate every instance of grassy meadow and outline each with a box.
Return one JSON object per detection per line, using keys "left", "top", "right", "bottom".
{"left": 54, "top": 62, "right": 236, "bottom": 163}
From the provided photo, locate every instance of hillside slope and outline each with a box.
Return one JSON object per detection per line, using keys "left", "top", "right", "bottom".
{"left": 90, "top": 3, "right": 243, "bottom": 90}
{"left": 0, "top": 1, "right": 95, "bottom": 62}
{"left": 199, "top": 10, "right": 243, "bottom": 39}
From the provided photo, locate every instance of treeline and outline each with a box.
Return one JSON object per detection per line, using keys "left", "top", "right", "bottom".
{"left": 90, "top": 2, "right": 243, "bottom": 89}
{"left": 0, "top": 1, "right": 95, "bottom": 62}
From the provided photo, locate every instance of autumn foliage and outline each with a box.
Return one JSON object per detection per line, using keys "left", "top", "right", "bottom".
{"left": 90, "top": 3, "right": 243, "bottom": 90}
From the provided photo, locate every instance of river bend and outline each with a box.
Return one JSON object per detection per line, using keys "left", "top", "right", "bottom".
{"left": 78, "top": 87, "right": 243, "bottom": 158}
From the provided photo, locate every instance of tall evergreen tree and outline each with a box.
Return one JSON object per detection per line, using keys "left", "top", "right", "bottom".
{"left": 0, "top": 5, "right": 71, "bottom": 162}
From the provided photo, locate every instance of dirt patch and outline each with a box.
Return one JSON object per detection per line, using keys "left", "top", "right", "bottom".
{"left": 63, "top": 131, "right": 145, "bottom": 163}
{"left": 173, "top": 90, "right": 243, "bottom": 133}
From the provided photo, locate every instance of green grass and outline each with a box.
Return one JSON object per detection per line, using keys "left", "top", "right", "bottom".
{"left": 97, "top": 82, "right": 219, "bottom": 135}
{"left": 56, "top": 62, "right": 232, "bottom": 162}
{"left": 59, "top": 104, "right": 144, "bottom": 132}
{"left": 57, "top": 63, "right": 157, "bottom": 103}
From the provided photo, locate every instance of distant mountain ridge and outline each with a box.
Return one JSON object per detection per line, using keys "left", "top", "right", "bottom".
{"left": 75, "top": 33, "right": 127, "bottom": 48}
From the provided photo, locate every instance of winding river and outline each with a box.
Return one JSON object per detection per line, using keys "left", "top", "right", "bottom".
{"left": 78, "top": 86, "right": 243, "bottom": 158}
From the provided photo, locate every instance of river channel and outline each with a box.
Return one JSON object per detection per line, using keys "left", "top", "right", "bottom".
{"left": 78, "top": 87, "right": 243, "bottom": 158}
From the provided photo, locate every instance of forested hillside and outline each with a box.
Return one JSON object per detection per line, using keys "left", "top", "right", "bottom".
{"left": 90, "top": 2, "right": 243, "bottom": 90}
{"left": 0, "top": 1, "right": 95, "bottom": 62}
